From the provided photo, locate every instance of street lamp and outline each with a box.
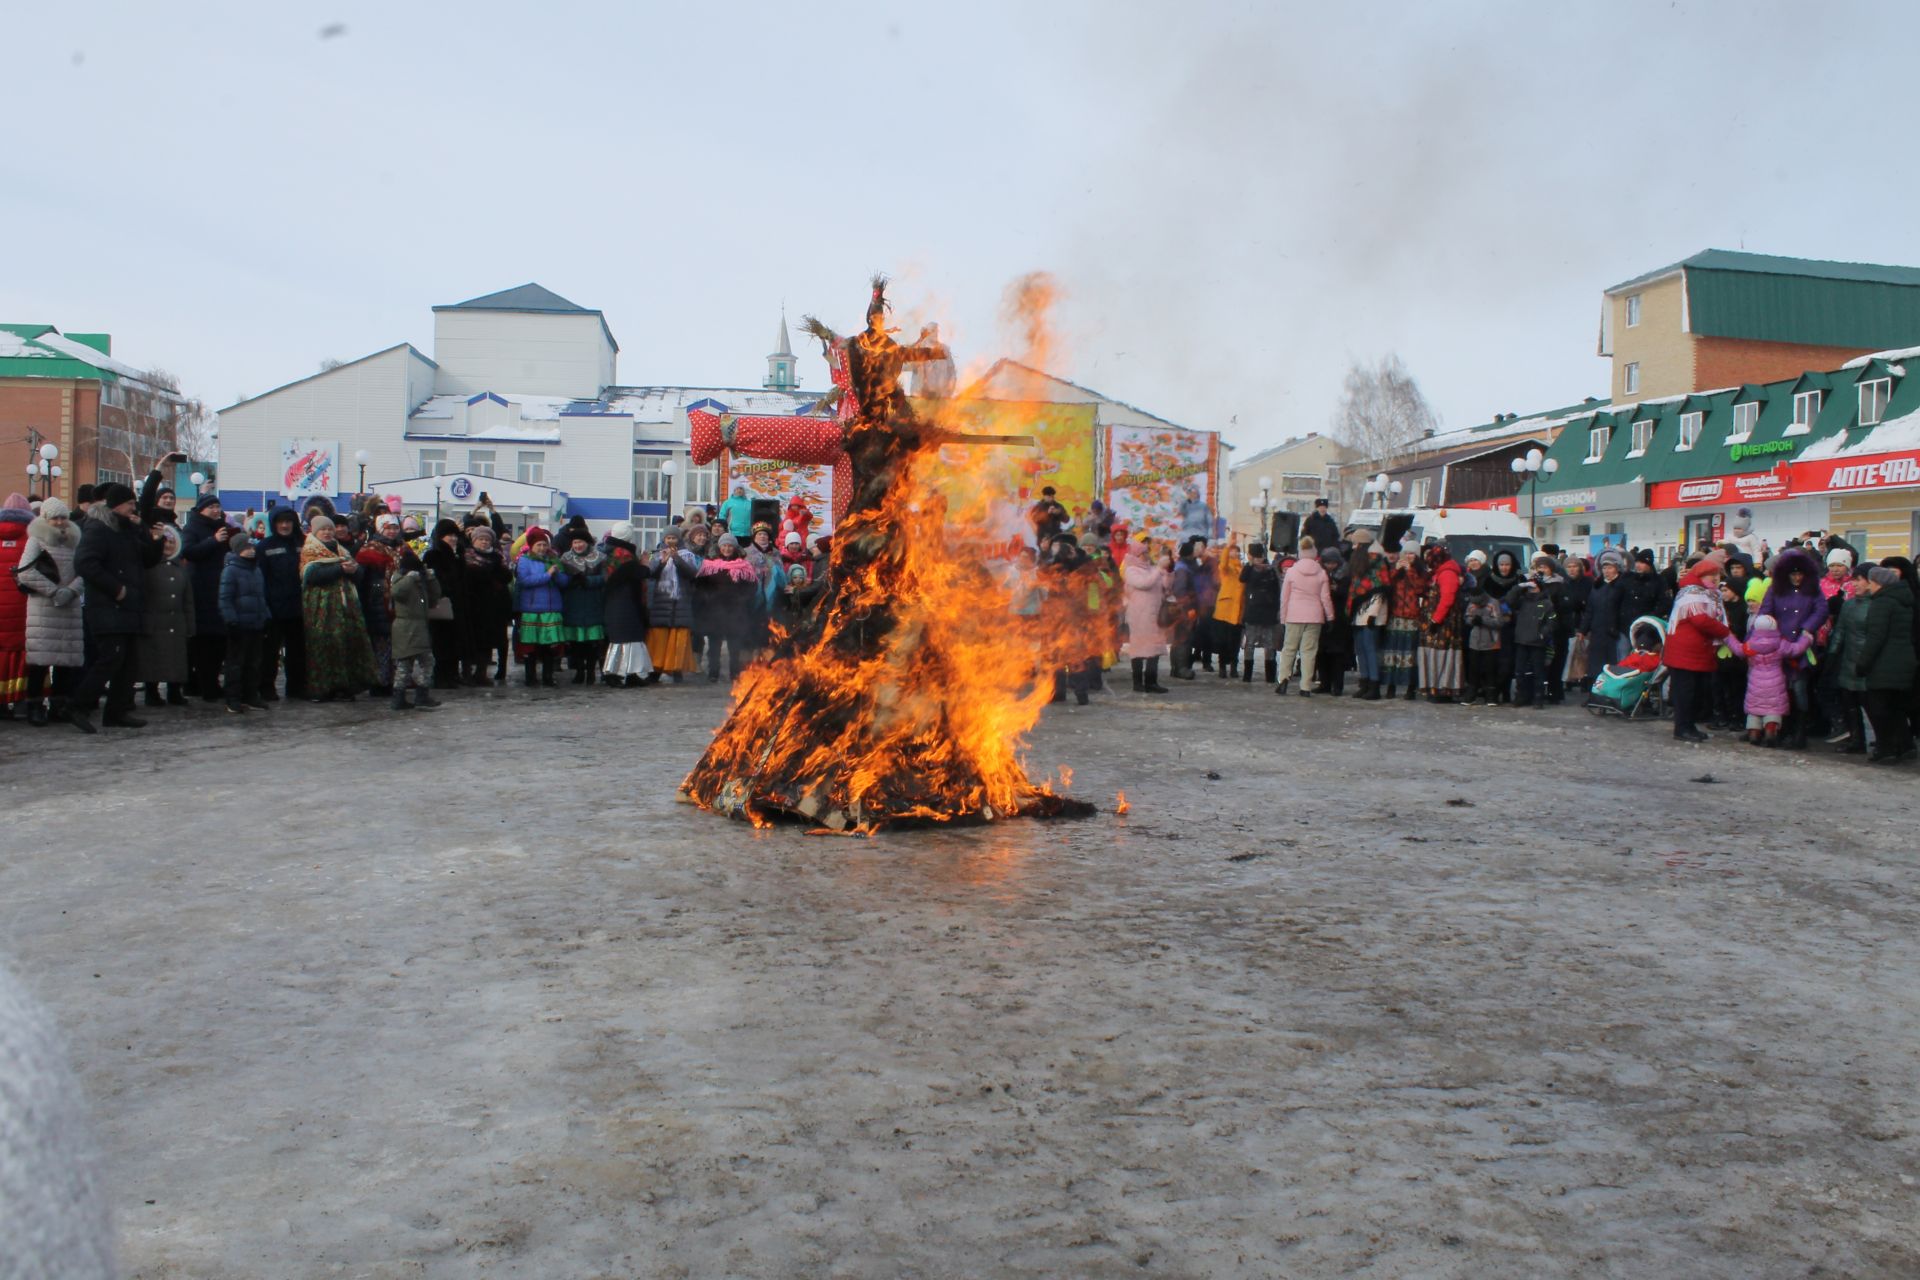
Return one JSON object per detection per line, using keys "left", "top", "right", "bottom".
{"left": 661, "top": 458, "right": 679, "bottom": 525}
{"left": 1249, "top": 474, "right": 1274, "bottom": 541}
{"left": 354, "top": 449, "right": 371, "bottom": 497}
{"left": 30, "top": 442, "right": 58, "bottom": 500}
{"left": 1511, "top": 448, "right": 1559, "bottom": 543}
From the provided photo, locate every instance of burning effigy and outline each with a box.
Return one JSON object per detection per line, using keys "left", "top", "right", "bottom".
{"left": 679, "top": 276, "right": 1098, "bottom": 831}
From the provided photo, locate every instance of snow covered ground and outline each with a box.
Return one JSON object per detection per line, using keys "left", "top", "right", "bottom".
{"left": 2, "top": 680, "right": 1915, "bottom": 1278}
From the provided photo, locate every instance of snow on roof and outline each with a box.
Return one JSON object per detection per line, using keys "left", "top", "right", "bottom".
{"left": 609, "top": 386, "right": 825, "bottom": 422}
{"left": 0, "top": 331, "right": 60, "bottom": 359}
{"left": 1841, "top": 345, "right": 1920, "bottom": 370}
{"left": 0, "top": 327, "right": 156, "bottom": 382}
{"left": 1795, "top": 408, "right": 1920, "bottom": 461}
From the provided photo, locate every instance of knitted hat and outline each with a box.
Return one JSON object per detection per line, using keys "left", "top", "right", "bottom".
{"left": 523, "top": 525, "right": 551, "bottom": 549}
{"left": 1633, "top": 549, "right": 1655, "bottom": 567}
{"left": 192, "top": 493, "right": 222, "bottom": 513}
{"left": 39, "top": 497, "right": 70, "bottom": 519}
{"left": 784, "top": 531, "right": 802, "bottom": 546}
{"left": 229, "top": 527, "right": 253, "bottom": 554}
{"left": 95, "top": 482, "right": 135, "bottom": 508}
{"left": 467, "top": 524, "right": 494, "bottom": 545}
{"left": 1350, "top": 528, "right": 1374, "bottom": 545}
{"left": 608, "top": 521, "right": 635, "bottom": 543}
{"left": 1464, "top": 549, "right": 1487, "bottom": 565}
{"left": 1752, "top": 614, "right": 1779, "bottom": 632}
{"left": 1869, "top": 565, "right": 1900, "bottom": 587}
{"left": 1248, "top": 542, "right": 1266, "bottom": 558}
{"left": 2, "top": 492, "right": 28, "bottom": 511}
{"left": 1826, "top": 547, "right": 1854, "bottom": 568}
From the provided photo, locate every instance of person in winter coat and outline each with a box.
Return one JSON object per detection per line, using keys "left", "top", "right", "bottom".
{"left": 1713, "top": 558, "right": 1754, "bottom": 729}
{"left": 460, "top": 524, "right": 512, "bottom": 685}
{"left": 1725, "top": 614, "right": 1816, "bottom": 747}
{"left": 386, "top": 544, "right": 443, "bottom": 711}
{"left": 256, "top": 506, "right": 307, "bottom": 700}
{"left": 1478, "top": 550, "right": 1522, "bottom": 701}
{"left": 780, "top": 497, "right": 813, "bottom": 550}
{"left": 1582, "top": 551, "right": 1630, "bottom": 666}
{"left": 69, "top": 483, "right": 164, "bottom": 733}
{"left": 1620, "top": 550, "right": 1674, "bottom": 638}
{"left": 1276, "top": 535, "right": 1334, "bottom": 696}
{"left": 779, "top": 530, "right": 811, "bottom": 580}
{"left": 1120, "top": 535, "right": 1172, "bottom": 694}
{"left": 1177, "top": 485, "right": 1212, "bottom": 543}
{"left": 558, "top": 531, "right": 608, "bottom": 683}
{"left": 1879, "top": 554, "right": 1920, "bottom": 742}
{"left": 1382, "top": 550, "right": 1426, "bottom": 700}
{"left": 131, "top": 523, "right": 195, "bottom": 702}
{"left": 513, "top": 526, "right": 569, "bottom": 687}
{"left": 1345, "top": 541, "right": 1391, "bottom": 700}
{"left": 1311, "top": 548, "right": 1353, "bottom": 695}
{"left": 695, "top": 533, "right": 762, "bottom": 681}
{"left": 13, "top": 496, "right": 85, "bottom": 725}
{"left": 0, "top": 493, "right": 34, "bottom": 713}
{"left": 1416, "top": 543, "right": 1465, "bottom": 701}
{"left": 1819, "top": 571, "right": 1870, "bottom": 752}
{"left": 1462, "top": 587, "right": 1505, "bottom": 706}
{"left": 1855, "top": 565, "right": 1918, "bottom": 763}
{"left": 716, "top": 484, "right": 755, "bottom": 540}
{"left": 1665, "top": 554, "right": 1732, "bottom": 742}
{"left": 1167, "top": 540, "right": 1205, "bottom": 679}
{"left": 1301, "top": 498, "right": 1340, "bottom": 556}
{"left": 1237, "top": 542, "right": 1282, "bottom": 684}
{"left": 1542, "top": 555, "right": 1579, "bottom": 704}
{"left": 1755, "top": 546, "right": 1828, "bottom": 748}
{"left": 354, "top": 529, "right": 398, "bottom": 695}
{"left": 647, "top": 530, "right": 701, "bottom": 681}
{"left": 1210, "top": 544, "right": 1245, "bottom": 680}
{"left": 422, "top": 519, "right": 467, "bottom": 688}
{"left": 299, "top": 515, "right": 378, "bottom": 701}
{"left": 216, "top": 528, "right": 271, "bottom": 713}
{"left": 1507, "top": 572, "right": 1559, "bottom": 709}
{"left": 178, "top": 493, "right": 233, "bottom": 701}
{"left": 599, "top": 523, "right": 654, "bottom": 687}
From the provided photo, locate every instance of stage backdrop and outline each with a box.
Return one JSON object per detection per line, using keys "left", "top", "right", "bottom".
{"left": 914, "top": 399, "right": 1099, "bottom": 521}
{"left": 721, "top": 453, "right": 837, "bottom": 535}
{"left": 1102, "top": 424, "right": 1219, "bottom": 541}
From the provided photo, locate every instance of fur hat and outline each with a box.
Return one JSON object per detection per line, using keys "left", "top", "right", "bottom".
{"left": 1869, "top": 565, "right": 1901, "bottom": 588}
{"left": 1633, "top": 549, "right": 1655, "bottom": 568}
{"left": 1464, "top": 549, "right": 1487, "bottom": 566}
{"left": 1597, "top": 548, "right": 1626, "bottom": 571}
{"left": 1826, "top": 546, "right": 1854, "bottom": 569}
{"left": 466, "top": 524, "right": 495, "bottom": 546}
{"left": 95, "top": 482, "right": 136, "bottom": 509}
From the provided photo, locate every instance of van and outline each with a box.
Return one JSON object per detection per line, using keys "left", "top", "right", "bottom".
{"left": 1344, "top": 507, "right": 1537, "bottom": 567}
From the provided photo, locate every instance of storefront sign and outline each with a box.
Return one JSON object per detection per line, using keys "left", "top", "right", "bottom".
{"left": 1648, "top": 468, "right": 1790, "bottom": 508}
{"left": 1451, "top": 496, "right": 1517, "bottom": 513}
{"left": 1539, "top": 487, "right": 1598, "bottom": 515}
{"left": 1532, "top": 481, "right": 1643, "bottom": 516}
{"left": 1790, "top": 448, "right": 1920, "bottom": 495}
{"left": 1729, "top": 438, "right": 1795, "bottom": 464}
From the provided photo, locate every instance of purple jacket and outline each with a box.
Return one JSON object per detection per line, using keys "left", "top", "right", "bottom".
{"left": 1756, "top": 548, "right": 1828, "bottom": 646}
{"left": 1729, "top": 624, "right": 1813, "bottom": 717}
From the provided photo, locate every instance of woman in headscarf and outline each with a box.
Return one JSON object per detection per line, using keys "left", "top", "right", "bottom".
{"left": 558, "top": 527, "right": 608, "bottom": 683}
{"left": 695, "top": 533, "right": 762, "bottom": 681}
{"left": 423, "top": 519, "right": 467, "bottom": 688}
{"left": 600, "top": 522, "right": 654, "bottom": 687}
{"left": 460, "top": 524, "right": 512, "bottom": 685}
{"left": 299, "top": 515, "right": 378, "bottom": 701}
{"left": 647, "top": 529, "right": 700, "bottom": 683}
{"left": 13, "top": 496, "right": 85, "bottom": 725}
{"left": 513, "top": 525, "right": 568, "bottom": 687}
{"left": 1120, "top": 533, "right": 1172, "bottom": 694}
{"left": 1346, "top": 537, "right": 1391, "bottom": 700}
{"left": 1416, "top": 542, "right": 1464, "bottom": 703}
{"left": 130, "top": 521, "right": 195, "bottom": 704}
{"left": 1382, "top": 548, "right": 1426, "bottom": 701}
{"left": 1665, "top": 553, "right": 1732, "bottom": 742}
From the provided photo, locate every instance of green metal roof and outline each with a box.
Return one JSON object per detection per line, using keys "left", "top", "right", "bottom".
{"left": 1606, "top": 249, "right": 1920, "bottom": 349}
{"left": 0, "top": 324, "right": 134, "bottom": 383}
{"left": 1609, "top": 249, "right": 1920, "bottom": 294}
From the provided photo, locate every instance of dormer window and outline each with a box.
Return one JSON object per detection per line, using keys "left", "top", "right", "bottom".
{"left": 1676, "top": 412, "right": 1702, "bottom": 452}
{"left": 1627, "top": 419, "right": 1653, "bottom": 457}
{"left": 1586, "top": 426, "right": 1611, "bottom": 462}
{"left": 1729, "top": 401, "right": 1759, "bottom": 443}
{"left": 1860, "top": 378, "right": 1892, "bottom": 427}
{"left": 1787, "top": 389, "right": 1822, "bottom": 436}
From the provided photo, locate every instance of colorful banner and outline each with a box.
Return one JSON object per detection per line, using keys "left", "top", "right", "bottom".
{"left": 1790, "top": 448, "right": 1920, "bottom": 495}
{"left": 280, "top": 439, "right": 339, "bottom": 498}
{"left": 1102, "top": 423, "right": 1219, "bottom": 541}
{"left": 721, "top": 452, "right": 837, "bottom": 535}
{"left": 1647, "top": 468, "right": 1790, "bottom": 508}
{"left": 915, "top": 399, "right": 1099, "bottom": 520}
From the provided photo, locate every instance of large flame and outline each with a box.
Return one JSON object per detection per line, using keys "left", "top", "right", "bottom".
{"left": 680, "top": 276, "right": 1099, "bottom": 831}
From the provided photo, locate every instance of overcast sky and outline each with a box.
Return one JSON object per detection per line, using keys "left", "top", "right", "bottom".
{"left": 5, "top": 0, "right": 1913, "bottom": 452}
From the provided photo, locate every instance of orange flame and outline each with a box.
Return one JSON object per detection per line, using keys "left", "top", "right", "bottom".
{"left": 1114, "top": 790, "right": 1130, "bottom": 816}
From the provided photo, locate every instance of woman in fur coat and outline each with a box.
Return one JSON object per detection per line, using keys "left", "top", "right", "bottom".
{"left": 14, "top": 497, "right": 86, "bottom": 724}
{"left": 130, "top": 523, "right": 195, "bottom": 699}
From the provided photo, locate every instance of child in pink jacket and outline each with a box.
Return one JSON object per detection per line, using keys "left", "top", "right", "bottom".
{"left": 1724, "top": 614, "right": 1814, "bottom": 745}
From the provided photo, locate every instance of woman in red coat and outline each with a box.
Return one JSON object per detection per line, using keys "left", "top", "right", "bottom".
{"left": 1665, "top": 553, "right": 1732, "bottom": 742}
{"left": 0, "top": 493, "right": 33, "bottom": 711}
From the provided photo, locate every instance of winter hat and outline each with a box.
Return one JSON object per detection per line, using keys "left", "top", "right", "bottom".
{"left": 1248, "top": 542, "right": 1266, "bottom": 559}
{"left": 608, "top": 521, "right": 635, "bottom": 543}
{"left": 270, "top": 506, "right": 299, "bottom": 531}
{"left": 2, "top": 492, "right": 28, "bottom": 512}
{"left": 192, "top": 493, "right": 222, "bottom": 514}
{"left": 1464, "top": 549, "right": 1487, "bottom": 566}
{"left": 1825, "top": 547, "right": 1854, "bottom": 569}
{"left": 1751, "top": 614, "right": 1779, "bottom": 633}
{"left": 784, "top": 531, "right": 803, "bottom": 547}
{"left": 1868, "top": 565, "right": 1900, "bottom": 588}
{"left": 1350, "top": 528, "right": 1375, "bottom": 546}
{"left": 229, "top": 527, "right": 253, "bottom": 554}
{"left": 1598, "top": 548, "right": 1626, "bottom": 571}
{"left": 38, "top": 497, "right": 70, "bottom": 520}
{"left": 523, "top": 525, "right": 551, "bottom": 549}
{"left": 717, "top": 534, "right": 741, "bottom": 554}
{"left": 1633, "top": 549, "right": 1655, "bottom": 568}
{"left": 95, "top": 481, "right": 135, "bottom": 509}
{"left": 467, "top": 524, "right": 494, "bottom": 546}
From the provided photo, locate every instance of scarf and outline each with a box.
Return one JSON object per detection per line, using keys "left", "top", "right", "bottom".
{"left": 698, "top": 555, "right": 760, "bottom": 583}
{"left": 560, "top": 548, "right": 606, "bottom": 576}
{"left": 1669, "top": 582, "right": 1728, "bottom": 635}
{"left": 300, "top": 533, "right": 343, "bottom": 574}
{"left": 656, "top": 549, "right": 695, "bottom": 599}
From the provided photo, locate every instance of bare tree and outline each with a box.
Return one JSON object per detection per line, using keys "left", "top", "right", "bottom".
{"left": 1329, "top": 354, "right": 1438, "bottom": 466}
{"left": 142, "top": 368, "right": 216, "bottom": 461}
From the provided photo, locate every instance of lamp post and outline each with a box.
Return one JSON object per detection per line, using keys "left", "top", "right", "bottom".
{"left": 1511, "top": 448, "right": 1559, "bottom": 543}
{"left": 661, "top": 458, "right": 679, "bottom": 528}
{"left": 354, "top": 449, "right": 371, "bottom": 499}
{"left": 1249, "top": 474, "right": 1273, "bottom": 542}
{"left": 23, "top": 441, "right": 59, "bottom": 500}
{"left": 434, "top": 479, "right": 443, "bottom": 526}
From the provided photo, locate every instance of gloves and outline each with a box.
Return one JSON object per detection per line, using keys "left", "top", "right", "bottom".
{"left": 51, "top": 585, "right": 78, "bottom": 607}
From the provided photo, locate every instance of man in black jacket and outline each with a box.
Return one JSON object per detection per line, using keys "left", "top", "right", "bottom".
{"left": 1302, "top": 498, "right": 1341, "bottom": 554}
{"left": 68, "top": 483, "right": 163, "bottom": 733}
{"left": 1619, "top": 550, "right": 1672, "bottom": 629}
{"left": 1237, "top": 543, "right": 1282, "bottom": 683}
{"left": 257, "top": 506, "right": 308, "bottom": 700}
{"left": 179, "top": 493, "right": 233, "bottom": 700}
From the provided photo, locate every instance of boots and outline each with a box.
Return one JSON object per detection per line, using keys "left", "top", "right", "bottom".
{"left": 541, "top": 656, "right": 558, "bottom": 687}
{"left": 466, "top": 664, "right": 492, "bottom": 688}
{"left": 571, "top": 664, "right": 587, "bottom": 685}
{"left": 1143, "top": 656, "right": 1169, "bottom": 694}
{"left": 26, "top": 700, "right": 47, "bottom": 727}
{"left": 1241, "top": 657, "right": 1253, "bottom": 683}
{"left": 144, "top": 684, "right": 163, "bottom": 707}
{"left": 1051, "top": 671, "right": 1068, "bottom": 704}
{"left": 1404, "top": 682, "right": 1417, "bottom": 701}
{"left": 1131, "top": 658, "right": 1145, "bottom": 692}
{"left": 1364, "top": 679, "right": 1382, "bottom": 701}
{"left": 390, "top": 688, "right": 413, "bottom": 711}
{"left": 412, "top": 687, "right": 442, "bottom": 709}
{"left": 166, "top": 684, "right": 189, "bottom": 706}
{"left": 1216, "top": 658, "right": 1230, "bottom": 679}
{"left": 625, "top": 673, "right": 644, "bottom": 688}
{"left": 524, "top": 660, "right": 539, "bottom": 687}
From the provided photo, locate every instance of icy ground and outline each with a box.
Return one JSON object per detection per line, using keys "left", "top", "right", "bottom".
{"left": 2, "top": 679, "right": 1916, "bottom": 1278}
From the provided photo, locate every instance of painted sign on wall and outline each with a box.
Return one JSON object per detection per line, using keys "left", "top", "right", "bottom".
{"left": 1103, "top": 424, "right": 1219, "bottom": 541}
{"left": 280, "top": 439, "right": 339, "bottom": 498}
{"left": 721, "top": 453, "right": 837, "bottom": 535}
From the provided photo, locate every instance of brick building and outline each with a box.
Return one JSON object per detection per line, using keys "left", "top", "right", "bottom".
{"left": 0, "top": 325, "right": 191, "bottom": 503}
{"left": 1599, "top": 250, "right": 1920, "bottom": 404}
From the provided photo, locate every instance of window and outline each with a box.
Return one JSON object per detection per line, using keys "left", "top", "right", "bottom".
{"left": 1860, "top": 378, "right": 1892, "bottom": 427}
{"left": 516, "top": 450, "right": 545, "bottom": 485}
{"left": 1281, "top": 473, "right": 1320, "bottom": 494}
{"left": 1410, "top": 477, "right": 1430, "bottom": 506}
{"left": 1624, "top": 362, "right": 1641, "bottom": 395}
{"left": 1572, "top": 523, "right": 1592, "bottom": 537}
{"left": 1586, "top": 426, "right": 1611, "bottom": 462}
{"left": 468, "top": 449, "right": 496, "bottom": 477}
{"left": 1729, "top": 401, "right": 1758, "bottom": 442}
{"left": 1677, "top": 412, "right": 1702, "bottom": 451}
{"left": 96, "top": 468, "right": 132, "bottom": 490}
{"left": 1787, "top": 390, "right": 1821, "bottom": 435}
{"left": 684, "top": 459, "right": 720, "bottom": 507}
{"left": 1604, "top": 522, "right": 1626, "bottom": 536}
{"left": 1628, "top": 419, "right": 1653, "bottom": 456}
{"left": 418, "top": 448, "right": 448, "bottom": 477}
{"left": 632, "top": 453, "right": 669, "bottom": 502}
{"left": 1626, "top": 294, "right": 1642, "bottom": 327}
{"left": 628, "top": 515, "right": 668, "bottom": 549}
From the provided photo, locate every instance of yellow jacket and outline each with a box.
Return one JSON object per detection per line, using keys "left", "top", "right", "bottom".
{"left": 1213, "top": 556, "right": 1246, "bottom": 625}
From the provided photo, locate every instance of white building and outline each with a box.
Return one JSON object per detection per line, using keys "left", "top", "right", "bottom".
{"left": 215, "top": 284, "right": 818, "bottom": 539}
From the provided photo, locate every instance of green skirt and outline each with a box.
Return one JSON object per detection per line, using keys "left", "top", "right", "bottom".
{"left": 519, "top": 611, "right": 565, "bottom": 646}
{"left": 561, "top": 623, "right": 606, "bottom": 643}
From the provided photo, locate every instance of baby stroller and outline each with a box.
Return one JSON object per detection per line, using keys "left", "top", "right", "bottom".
{"left": 1584, "top": 615, "right": 1668, "bottom": 719}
